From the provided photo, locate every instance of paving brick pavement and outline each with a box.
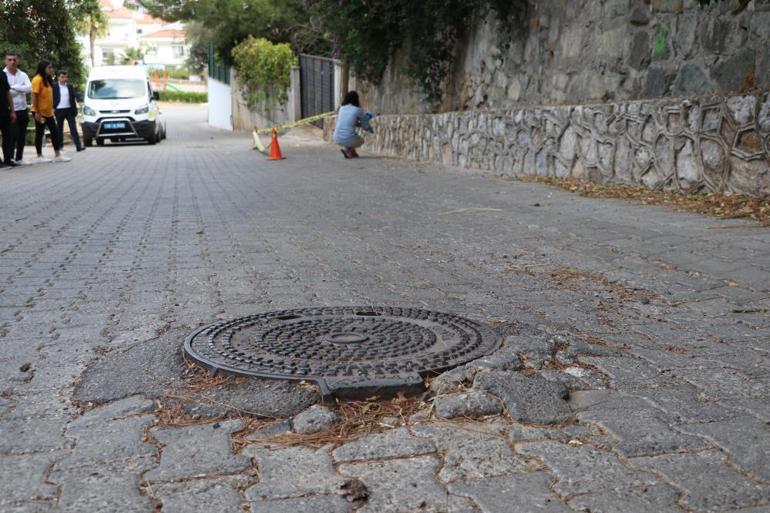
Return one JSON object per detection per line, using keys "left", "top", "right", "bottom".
{"left": 1, "top": 104, "right": 769, "bottom": 512}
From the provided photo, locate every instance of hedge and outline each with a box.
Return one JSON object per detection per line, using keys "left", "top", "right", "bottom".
{"left": 157, "top": 91, "right": 208, "bottom": 103}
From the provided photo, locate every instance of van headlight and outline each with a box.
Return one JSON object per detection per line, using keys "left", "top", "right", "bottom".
{"left": 135, "top": 104, "right": 150, "bottom": 115}
{"left": 83, "top": 105, "right": 96, "bottom": 116}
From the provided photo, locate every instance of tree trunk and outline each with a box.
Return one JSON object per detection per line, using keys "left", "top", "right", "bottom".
{"left": 340, "top": 60, "right": 349, "bottom": 104}
{"left": 89, "top": 22, "right": 96, "bottom": 67}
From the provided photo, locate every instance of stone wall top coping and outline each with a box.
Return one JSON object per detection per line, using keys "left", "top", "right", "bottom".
{"left": 369, "top": 89, "right": 770, "bottom": 119}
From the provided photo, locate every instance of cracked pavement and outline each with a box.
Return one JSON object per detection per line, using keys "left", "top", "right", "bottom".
{"left": 1, "top": 104, "right": 769, "bottom": 513}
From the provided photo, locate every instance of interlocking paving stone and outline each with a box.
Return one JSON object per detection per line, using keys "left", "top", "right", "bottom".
{"left": 430, "top": 365, "right": 479, "bottom": 395}
{"left": 517, "top": 441, "right": 660, "bottom": 495}
{"left": 567, "top": 484, "right": 682, "bottom": 513}
{"left": 145, "top": 420, "right": 250, "bottom": 482}
{"left": 154, "top": 478, "right": 243, "bottom": 513}
{"left": 507, "top": 422, "right": 598, "bottom": 444}
{"left": 631, "top": 450, "right": 770, "bottom": 513}
{"left": 448, "top": 473, "right": 573, "bottom": 513}
{"left": 474, "top": 371, "right": 572, "bottom": 424}
{"left": 578, "top": 356, "right": 684, "bottom": 389}
{"left": 2, "top": 104, "right": 770, "bottom": 512}
{"left": 0, "top": 416, "right": 70, "bottom": 455}
{"left": 731, "top": 397, "right": 770, "bottom": 421}
{"left": 61, "top": 414, "right": 155, "bottom": 466}
{"left": 503, "top": 334, "right": 557, "bottom": 359}
{"left": 50, "top": 456, "right": 156, "bottom": 513}
{"left": 577, "top": 406, "right": 711, "bottom": 457}
{"left": 332, "top": 427, "right": 436, "bottom": 463}
{"left": 0, "top": 453, "right": 58, "bottom": 505}
{"left": 250, "top": 495, "right": 352, "bottom": 513}
{"left": 433, "top": 390, "right": 503, "bottom": 419}
{"left": 412, "top": 422, "right": 529, "bottom": 482}
{"left": 672, "top": 366, "right": 770, "bottom": 401}
{"left": 68, "top": 395, "right": 156, "bottom": 426}
{"left": 337, "top": 456, "right": 457, "bottom": 513}
{"left": 292, "top": 404, "right": 340, "bottom": 434}
{"left": 246, "top": 420, "right": 292, "bottom": 440}
{"left": 625, "top": 384, "right": 735, "bottom": 424}
{"left": 567, "top": 389, "right": 639, "bottom": 412}
{"left": 244, "top": 445, "right": 346, "bottom": 499}
{"left": 1, "top": 502, "right": 54, "bottom": 513}
{"left": 677, "top": 417, "right": 770, "bottom": 482}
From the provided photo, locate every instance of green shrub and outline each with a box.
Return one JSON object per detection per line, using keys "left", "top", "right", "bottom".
{"left": 231, "top": 36, "right": 296, "bottom": 109}
{"left": 157, "top": 91, "right": 207, "bottom": 103}
{"left": 168, "top": 66, "right": 191, "bottom": 80}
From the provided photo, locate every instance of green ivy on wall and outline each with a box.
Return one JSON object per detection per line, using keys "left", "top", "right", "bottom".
{"left": 653, "top": 24, "right": 668, "bottom": 57}
{"left": 311, "top": 0, "right": 527, "bottom": 105}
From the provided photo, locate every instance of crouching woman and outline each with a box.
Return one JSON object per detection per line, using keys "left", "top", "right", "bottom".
{"left": 333, "top": 91, "right": 371, "bottom": 159}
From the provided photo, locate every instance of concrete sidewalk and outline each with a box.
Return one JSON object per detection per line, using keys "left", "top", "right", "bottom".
{"left": 1, "top": 104, "right": 768, "bottom": 513}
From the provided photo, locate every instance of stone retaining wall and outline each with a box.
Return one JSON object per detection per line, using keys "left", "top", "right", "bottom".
{"left": 357, "top": 0, "right": 770, "bottom": 115}
{"left": 326, "top": 92, "right": 770, "bottom": 197}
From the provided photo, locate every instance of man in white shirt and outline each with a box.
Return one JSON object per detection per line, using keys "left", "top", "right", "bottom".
{"left": 3, "top": 51, "right": 32, "bottom": 164}
{"left": 54, "top": 70, "right": 84, "bottom": 152}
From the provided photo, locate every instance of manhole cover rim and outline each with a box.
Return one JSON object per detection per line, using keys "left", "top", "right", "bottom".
{"left": 184, "top": 306, "right": 501, "bottom": 395}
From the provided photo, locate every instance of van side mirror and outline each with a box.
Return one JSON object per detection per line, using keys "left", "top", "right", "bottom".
{"left": 152, "top": 91, "right": 160, "bottom": 101}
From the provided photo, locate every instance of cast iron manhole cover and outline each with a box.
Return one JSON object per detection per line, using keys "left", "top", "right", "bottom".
{"left": 184, "top": 306, "right": 500, "bottom": 395}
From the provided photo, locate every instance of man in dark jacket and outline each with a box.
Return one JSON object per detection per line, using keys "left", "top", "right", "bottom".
{"left": 0, "top": 70, "right": 18, "bottom": 167}
{"left": 53, "top": 70, "right": 84, "bottom": 152}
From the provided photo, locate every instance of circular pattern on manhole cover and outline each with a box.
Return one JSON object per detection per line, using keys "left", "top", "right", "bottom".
{"left": 184, "top": 306, "right": 500, "bottom": 395}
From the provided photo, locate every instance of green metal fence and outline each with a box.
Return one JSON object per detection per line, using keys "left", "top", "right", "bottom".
{"left": 207, "top": 44, "right": 230, "bottom": 85}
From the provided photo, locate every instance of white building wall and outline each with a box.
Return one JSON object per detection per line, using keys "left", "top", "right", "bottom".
{"left": 208, "top": 77, "right": 232, "bottom": 131}
{"left": 143, "top": 44, "right": 187, "bottom": 68}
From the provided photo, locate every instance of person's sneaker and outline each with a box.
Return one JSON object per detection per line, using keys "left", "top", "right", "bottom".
{"left": 34, "top": 155, "right": 53, "bottom": 164}
{"left": 77, "top": 147, "right": 86, "bottom": 152}
{"left": 349, "top": 148, "right": 360, "bottom": 158}
{"left": 53, "top": 155, "right": 71, "bottom": 163}
{"left": 4, "top": 160, "right": 18, "bottom": 167}
{"left": 340, "top": 148, "right": 350, "bottom": 159}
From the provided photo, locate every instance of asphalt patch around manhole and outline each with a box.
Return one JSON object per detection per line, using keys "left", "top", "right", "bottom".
{"left": 73, "top": 329, "right": 319, "bottom": 418}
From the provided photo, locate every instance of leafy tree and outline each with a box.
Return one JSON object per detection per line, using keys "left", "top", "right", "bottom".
{"left": 121, "top": 47, "right": 145, "bottom": 65}
{"left": 137, "top": 0, "right": 527, "bottom": 105}
{"left": 0, "top": 0, "right": 88, "bottom": 87}
{"left": 70, "top": 0, "right": 109, "bottom": 67}
{"left": 183, "top": 21, "right": 211, "bottom": 75}
{"left": 309, "top": 0, "right": 527, "bottom": 104}
{"left": 139, "top": 0, "right": 329, "bottom": 63}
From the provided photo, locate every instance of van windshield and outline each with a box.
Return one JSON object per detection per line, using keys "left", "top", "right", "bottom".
{"left": 87, "top": 79, "right": 146, "bottom": 100}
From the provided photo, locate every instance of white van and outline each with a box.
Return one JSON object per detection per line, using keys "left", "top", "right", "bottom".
{"left": 81, "top": 65, "right": 166, "bottom": 146}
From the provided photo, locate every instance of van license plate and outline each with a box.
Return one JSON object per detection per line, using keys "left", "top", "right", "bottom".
{"left": 104, "top": 122, "right": 125, "bottom": 129}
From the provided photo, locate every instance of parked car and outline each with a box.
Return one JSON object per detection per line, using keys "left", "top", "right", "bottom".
{"left": 81, "top": 65, "right": 166, "bottom": 146}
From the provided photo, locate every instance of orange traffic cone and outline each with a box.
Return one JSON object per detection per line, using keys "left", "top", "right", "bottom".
{"left": 268, "top": 128, "right": 285, "bottom": 160}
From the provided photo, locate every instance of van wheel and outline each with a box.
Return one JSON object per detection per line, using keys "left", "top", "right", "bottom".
{"left": 96, "top": 138, "right": 105, "bottom": 146}
{"left": 84, "top": 138, "right": 93, "bottom": 147}
{"left": 146, "top": 134, "right": 157, "bottom": 145}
